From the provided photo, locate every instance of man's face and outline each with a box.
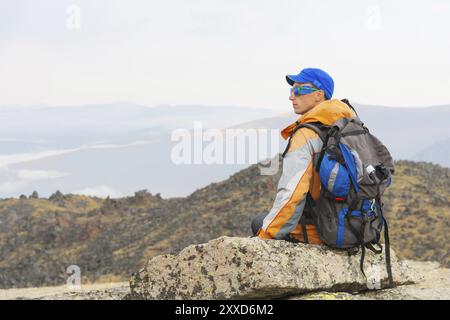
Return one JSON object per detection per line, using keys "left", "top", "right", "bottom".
{"left": 289, "top": 82, "right": 325, "bottom": 115}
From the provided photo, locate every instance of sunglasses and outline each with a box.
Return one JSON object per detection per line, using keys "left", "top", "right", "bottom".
{"left": 290, "top": 85, "right": 319, "bottom": 96}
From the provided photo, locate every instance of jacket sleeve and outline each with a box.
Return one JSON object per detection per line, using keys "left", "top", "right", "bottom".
{"left": 257, "top": 128, "right": 318, "bottom": 240}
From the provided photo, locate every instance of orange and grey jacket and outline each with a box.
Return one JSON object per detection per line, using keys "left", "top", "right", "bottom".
{"left": 257, "top": 99, "right": 356, "bottom": 242}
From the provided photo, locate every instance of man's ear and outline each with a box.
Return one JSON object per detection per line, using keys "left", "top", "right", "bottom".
{"left": 315, "top": 90, "right": 325, "bottom": 101}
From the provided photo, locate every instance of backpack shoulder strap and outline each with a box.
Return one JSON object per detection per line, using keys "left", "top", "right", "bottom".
{"left": 341, "top": 98, "right": 359, "bottom": 117}
{"left": 281, "top": 121, "right": 301, "bottom": 158}
{"left": 301, "top": 122, "right": 329, "bottom": 143}
{"left": 281, "top": 121, "right": 329, "bottom": 158}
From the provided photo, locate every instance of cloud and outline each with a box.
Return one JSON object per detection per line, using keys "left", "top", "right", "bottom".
{"left": 1, "top": 1, "right": 449, "bottom": 108}
{"left": 71, "top": 185, "right": 123, "bottom": 198}
{"left": 0, "top": 180, "right": 29, "bottom": 194}
{"left": 0, "top": 139, "right": 157, "bottom": 168}
{"left": 16, "top": 169, "right": 69, "bottom": 181}
{"left": 0, "top": 168, "right": 69, "bottom": 194}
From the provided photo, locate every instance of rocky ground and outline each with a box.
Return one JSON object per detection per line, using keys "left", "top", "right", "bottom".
{"left": 1, "top": 238, "right": 448, "bottom": 300}
{"left": 0, "top": 282, "right": 130, "bottom": 300}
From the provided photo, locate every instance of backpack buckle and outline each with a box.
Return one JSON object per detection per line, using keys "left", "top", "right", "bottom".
{"left": 370, "top": 199, "right": 376, "bottom": 212}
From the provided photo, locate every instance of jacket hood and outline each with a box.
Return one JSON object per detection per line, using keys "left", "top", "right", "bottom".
{"left": 281, "top": 99, "right": 356, "bottom": 140}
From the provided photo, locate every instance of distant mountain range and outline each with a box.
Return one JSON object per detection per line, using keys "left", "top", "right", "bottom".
{"left": 0, "top": 102, "right": 448, "bottom": 199}
{"left": 0, "top": 103, "right": 278, "bottom": 152}
{"left": 0, "top": 103, "right": 278, "bottom": 198}
{"left": 413, "top": 138, "right": 450, "bottom": 167}
{"left": 237, "top": 103, "right": 450, "bottom": 161}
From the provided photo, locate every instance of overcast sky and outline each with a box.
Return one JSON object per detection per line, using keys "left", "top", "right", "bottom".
{"left": 1, "top": 0, "right": 449, "bottom": 109}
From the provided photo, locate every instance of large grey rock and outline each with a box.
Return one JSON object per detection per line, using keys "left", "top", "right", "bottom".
{"left": 129, "top": 236, "right": 420, "bottom": 299}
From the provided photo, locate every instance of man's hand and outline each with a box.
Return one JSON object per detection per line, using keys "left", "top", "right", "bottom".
{"left": 257, "top": 228, "right": 272, "bottom": 239}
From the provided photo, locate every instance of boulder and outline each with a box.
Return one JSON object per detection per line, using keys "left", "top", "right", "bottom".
{"left": 129, "top": 236, "right": 420, "bottom": 299}
{"left": 29, "top": 191, "right": 39, "bottom": 199}
{"left": 291, "top": 261, "right": 450, "bottom": 300}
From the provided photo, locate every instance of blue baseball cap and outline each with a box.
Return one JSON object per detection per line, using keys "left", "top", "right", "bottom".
{"left": 286, "top": 68, "right": 334, "bottom": 100}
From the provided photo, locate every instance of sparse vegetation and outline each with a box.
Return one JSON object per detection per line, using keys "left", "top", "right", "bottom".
{"left": 0, "top": 159, "right": 448, "bottom": 289}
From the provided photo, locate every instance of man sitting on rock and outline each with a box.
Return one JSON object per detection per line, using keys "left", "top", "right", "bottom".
{"left": 251, "top": 67, "right": 356, "bottom": 244}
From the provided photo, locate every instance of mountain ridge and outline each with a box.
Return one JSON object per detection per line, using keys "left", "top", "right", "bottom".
{"left": 0, "top": 159, "right": 448, "bottom": 288}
